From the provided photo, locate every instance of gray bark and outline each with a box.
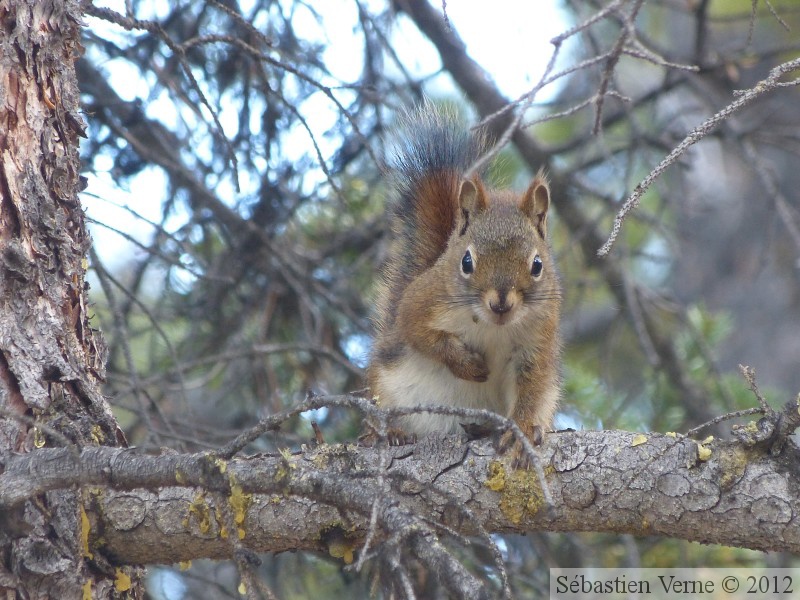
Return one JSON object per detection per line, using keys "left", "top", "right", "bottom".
{"left": 2, "top": 431, "right": 798, "bottom": 566}
{"left": 0, "top": 0, "right": 139, "bottom": 597}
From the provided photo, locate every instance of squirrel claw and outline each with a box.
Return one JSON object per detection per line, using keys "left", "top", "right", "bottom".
{"left": 499, "top": 425, "right": 544, "bottom": 470}
{"left": 387, "top": 428, "right": 417, "bottom": 446}
{"left": 357, "top": 428, "right": 417, "bottom": 447}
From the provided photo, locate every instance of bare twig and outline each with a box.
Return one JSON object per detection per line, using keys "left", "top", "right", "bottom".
{"left": 598, "top": 57, "right": 800, "bottom": 256}
{"left": 740, "top": 138, "right": 800, "bottom": 260}
{"left": 765, "top": 0, "right": 791, "bottom": 32}
{"left": 739, "top": 364, "right": 769, "bottom": 412}
{"left": 684, "top": 407, "right": 764, "bottom": 438}
{"left": 84, "top": 5, "right": 241, "bottom": 190}
{"left": 728, "top": 365, "right": 800, "bottom": 455}
{"left": 592, "top": 0, "right": 644, "bottom": 134}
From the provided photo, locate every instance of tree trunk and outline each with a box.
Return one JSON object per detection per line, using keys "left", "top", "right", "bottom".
{"left": 0, "top": 0, "right": 141, "bottom": 596}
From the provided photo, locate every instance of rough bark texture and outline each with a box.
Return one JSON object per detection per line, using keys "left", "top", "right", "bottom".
{"left": 1, "top": 431, "right": 798, "bottom": 565}
{"left": 0, "top": 0, "right": 139, "bottom": 597}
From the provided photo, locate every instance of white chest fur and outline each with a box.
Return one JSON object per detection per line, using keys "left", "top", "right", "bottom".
{"left": 377, "top": 308, "right": 531, "bottom": 435}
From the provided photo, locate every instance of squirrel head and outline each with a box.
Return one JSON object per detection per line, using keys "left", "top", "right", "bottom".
{"left": 445, "top": 173, "right": 559, "bottom": 327}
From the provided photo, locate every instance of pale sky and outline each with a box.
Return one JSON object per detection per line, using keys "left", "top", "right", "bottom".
{"left": 82, "top": 1, "right": 569, "bottom": 267}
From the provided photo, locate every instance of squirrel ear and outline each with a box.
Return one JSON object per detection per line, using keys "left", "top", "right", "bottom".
{"left": 521, "top": 174, "right": 550, "bottom": 237}
{"left": 457, "top": 178, "right": 487, "bottom": 236}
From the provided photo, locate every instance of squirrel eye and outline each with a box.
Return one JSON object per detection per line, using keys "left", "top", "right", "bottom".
{"left": 461, "top": 249, "right": 474, "bottom": 275}
{"left": 531, "top": 255, "right": 543, "bottom": 278}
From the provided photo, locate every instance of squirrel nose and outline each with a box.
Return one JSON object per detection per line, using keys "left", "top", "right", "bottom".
{"left": 490, "top": 301, "right": 512, "bottom": 315}
{"left": 489, "top": 290, "right": 514, "bottom": 314}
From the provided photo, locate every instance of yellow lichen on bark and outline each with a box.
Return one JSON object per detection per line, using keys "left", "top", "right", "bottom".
{"left": 186, "top": 493, "right": 212, "bottom": 534}
{"left": 114, "top": 568, "right": 131, "bottom": 592}
{"left": 80, "top": 503, "right": 93, "bottom": 559}
{"left": 484, "top": 461, "right": 544, "bottom": 525}
{"left": 229, "top": 482, "right": 252, "bottom": 540}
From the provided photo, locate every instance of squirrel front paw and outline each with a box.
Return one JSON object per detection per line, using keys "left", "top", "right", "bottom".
{"left": 446, "top": 345, "right": 489, "bottom": 382}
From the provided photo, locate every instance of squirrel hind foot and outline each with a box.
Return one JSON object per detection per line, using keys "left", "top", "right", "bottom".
{"left": 358, "top": 427, "right": 418, "bottom": 447}
{"left": 499, "top": 425, "right": 545, "bottom": 470}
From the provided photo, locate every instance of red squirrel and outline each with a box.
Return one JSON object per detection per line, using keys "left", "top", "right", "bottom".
{"left": 367, "top": 104, "right": 561, "bottom": 464}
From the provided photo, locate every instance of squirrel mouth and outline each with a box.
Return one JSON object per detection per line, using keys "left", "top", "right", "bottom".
{"left": 485, "top": 307, "right": 517, "bottom": 326}
{"left": 492, "top": 313, "right": 512, "bottom": 326}
{"left": 486, "top": 297, "right": 517, "bottom": 325}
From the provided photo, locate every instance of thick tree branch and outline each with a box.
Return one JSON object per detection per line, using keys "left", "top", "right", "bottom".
{"left": 2, "top": 430, "right": 799, "bottom": 565}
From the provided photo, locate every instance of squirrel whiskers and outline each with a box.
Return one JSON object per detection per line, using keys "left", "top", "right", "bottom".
{"left": 367, "top": 103, "right": 562, "bottom": 465}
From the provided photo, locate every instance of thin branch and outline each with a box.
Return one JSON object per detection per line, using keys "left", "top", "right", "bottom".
{"left": 765, "top": 0, "right": 791, "bottom": 32}
{"left": 739, "top": 364, "right": 770, "bottom": 412}
{"left": 598, "top": 56, "right": 800, "bottom": 256}
{"left": 740, "top": 138, "right": 800, "bottom": 260}
{"left": 84, "top": 5, "right": 241, "bottom": 190}
{"left": 684, "top": 407, "right": 764, "bottom": 438}
{"left": 731, "top": 365, "right": 800, "bottom": 455}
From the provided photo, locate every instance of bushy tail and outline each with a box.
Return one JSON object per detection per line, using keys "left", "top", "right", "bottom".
{"left": 388, "top": 102, "right": 489, "bottom": 275}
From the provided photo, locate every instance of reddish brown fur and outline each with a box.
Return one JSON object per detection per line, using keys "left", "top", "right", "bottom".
{"left": 368, "top": 107, "right": 561, "bottom": 467}
{"left": 412, "top": 173, "right": 460, "bottom": 270}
